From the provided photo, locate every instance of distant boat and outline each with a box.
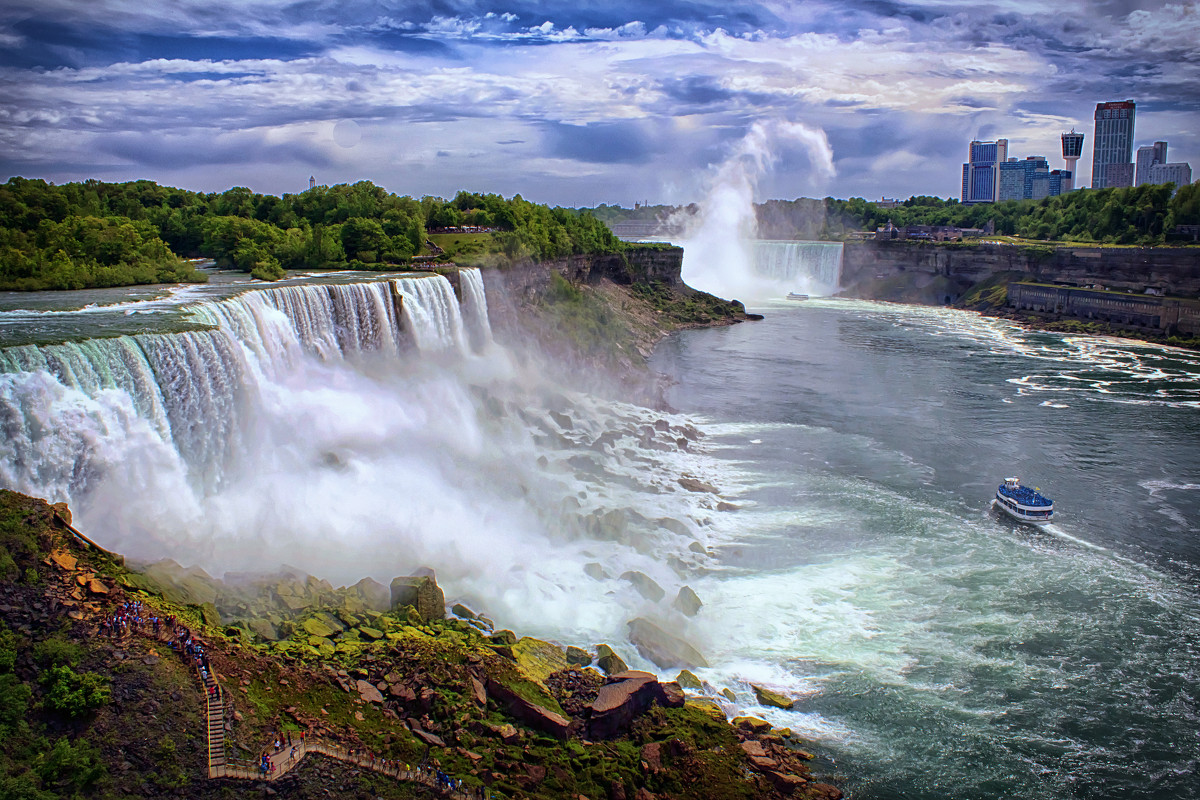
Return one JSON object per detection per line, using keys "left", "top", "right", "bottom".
{"left": 992, "top": 477, "right": 1054, "bottom": 526}
{"left": 786, "top": 292, "right": 809, "bottom": 301}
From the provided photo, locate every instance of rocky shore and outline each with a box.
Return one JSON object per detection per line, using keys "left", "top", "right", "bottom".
{"left": 0, "top": 490, "right": 842, "bottom": 799}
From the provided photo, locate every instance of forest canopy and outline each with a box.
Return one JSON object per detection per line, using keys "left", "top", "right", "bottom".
{"left": 0, "top": 178, "right": 622, "bottom": 291}
{"left": 587, "top": 183, "right": 1200, "bottom": 246}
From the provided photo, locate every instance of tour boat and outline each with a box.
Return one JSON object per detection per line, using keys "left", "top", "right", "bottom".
{"left": 992, "top": 477, "right": 1054, "bottom": 526}
{"left": 786, "top": 292, "right": 809, "bottom": 301}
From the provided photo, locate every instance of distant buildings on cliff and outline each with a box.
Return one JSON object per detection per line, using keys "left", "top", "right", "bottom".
{"left": 960, "top": 99, "right": 1192, "bottom": 204}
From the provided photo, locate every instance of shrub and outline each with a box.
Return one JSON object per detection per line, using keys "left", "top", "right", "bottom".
{"left": 40, "top": 665, "right": 110, "bottom": 717}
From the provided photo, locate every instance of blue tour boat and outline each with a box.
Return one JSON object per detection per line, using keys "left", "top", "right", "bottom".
{"left": 993, "top": 477, "right": 1054, "bottom": 526}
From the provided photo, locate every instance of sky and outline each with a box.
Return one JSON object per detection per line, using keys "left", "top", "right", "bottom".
{"left": 1, "top": 1, "right": 1197, "bottom": 207}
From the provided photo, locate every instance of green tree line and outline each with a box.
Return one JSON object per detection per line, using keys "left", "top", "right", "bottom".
{"left": 583, "top": 183, "right": 1200, "bottom": 246}
{"left": 0, "top": 178, "right": 623, "bottom": 290}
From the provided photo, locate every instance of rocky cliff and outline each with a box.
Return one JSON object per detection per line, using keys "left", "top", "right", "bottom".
{"left": 841, "top": 240, "right": 1200, "bottom": 305}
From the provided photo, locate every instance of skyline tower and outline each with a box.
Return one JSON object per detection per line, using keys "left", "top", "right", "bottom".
{"left": 1061, "top": 129, "right": 1084, "bottom": 191}
{"left": 1136, "top": 141, "right": 1168, "bottom": 185}
{"left": 961, "top": 138, "right": 1008, "bottom": 204}
{"left": 1091, "top": 100, "right": 1136, "bottom": 189}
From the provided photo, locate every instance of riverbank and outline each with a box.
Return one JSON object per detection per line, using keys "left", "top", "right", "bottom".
{"left": 0, "top": 489, "right": 842, "bottom": 799}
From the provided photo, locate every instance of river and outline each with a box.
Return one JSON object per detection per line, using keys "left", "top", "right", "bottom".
{"left": 1, "top": 273, "right": 1197, "bottom": 799}
{"left": 652, "top": 297, "right": 1200, "bottom": 799}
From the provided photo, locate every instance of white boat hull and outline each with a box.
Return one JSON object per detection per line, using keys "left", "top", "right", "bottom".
{"left": 991, "top": 498, "right": 1053, "bottom": 526}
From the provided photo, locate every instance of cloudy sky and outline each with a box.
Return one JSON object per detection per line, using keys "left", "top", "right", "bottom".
{"left": 1, "top": 1, "right": 1197, "bottom": 206}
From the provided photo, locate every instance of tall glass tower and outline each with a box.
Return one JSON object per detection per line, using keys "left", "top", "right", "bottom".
{"left": 1091, "top": 100, "right": 1136, "bottom": 189}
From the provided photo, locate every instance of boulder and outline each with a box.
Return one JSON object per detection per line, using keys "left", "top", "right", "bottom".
{"left": 588, "top": 671, "right": 663, "bottom": 739}
{"left": 620, "top": 571, "right": 665, "bottom": 603}
{"left": 732, "top": 716, "right": 772, "bottom": 734}
{"left": 566, "top": 646, "right": 592, "bottom": 666}
{"left": 675, "top": 670, "right": 702, "bottom": 690}
{"left": 512, "top": 637, "right": 571, "bottom": 687}
{"left": 413, "top": 729, "right": 446, "bottom": 748}
{"left": 595, "top": 644, "right": 628, "bottom": 676}
{"left": 49, "top": 550, "right": 77, "bottom": 571}
{"left": 357, "top": 680, "right": 384, "bottom": 704}
{"left": 358, "top": 626, "right": 384, "bottom": 640}
{"left": 349, "top": 577, "right": 391, "bottom": 612}
{"left": 470, "top": 676, "right": 487, "bottom": 706}
{"left": 87, "top": 578, "right": 110, "bottom": 595}
{"left": 660, "top": 681, "right": 685, "bottom": 708}
{"left": 491, "top": 629, "right": 517, "bottom": 646}
{"left": 677, "top": 477, "right": 719, "bottom": 494}
{"left": 51, "top": 502, "right": 72, "bottom": 526}
{"left": 627, "top": 617, "right": 708, "bottom": 669}
{"left": 485, "top": 679, "right": 572, "bottom": 740}
{"left": 688, "top": 542, "right": 708, "bottom": 555}
{"left": 752, "top": 684, "right": 796, "bottom": 710}
{"left": 583, "top": 562, "right": 608, "bottom": 580}
{"left": 672, "top": 586, "right": 702, "bottom": 617}
{"left": 303, "top": 617, "right": 338, "bottom": 638}
{"left": 451, "top": 603, "right": 478, "bottom": 620}
{"left": 390, "top": 573, "right": 445, "bottom": 621}
{"left": 247, "top": 618, "right": 280, "bottom": 641}
{"left": 766, "top": 771, "right": 809, "bottom": 794}
{"left": 808, "top": 783, "right": 843, "bottom": 800}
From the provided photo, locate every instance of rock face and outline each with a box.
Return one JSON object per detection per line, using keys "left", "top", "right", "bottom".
{"left": 389, "top": 573, "right": 445, "bottom": 621}
{"left": 587, "top": 670, "right": 685, "bottom": 739}
{"left": 627, "top": 617, "right": 708, "bottom": 669}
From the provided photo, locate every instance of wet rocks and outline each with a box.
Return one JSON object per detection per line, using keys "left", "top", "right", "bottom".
{"left": 565, "top": 645, "right": 592, "bottom": 666}
{"left": 389, "top": 573, "right": 445, "bottom": 621}
{"left": 626, "top": 617, "right": 708, "bottom": 669}
{"left": 674, "top": 669, "right": 702, "bottom": 690}
{"left": 595, "top": 644, "right": 628, "bottom": 676}
{"left": 587, "top": 670, "right": 685, "bottom": 739}
{"left": 620, "top": 571, "right": 665, "bottom": 603}
{"left": 752, "top": 684, "right": 796, "bottom": 710}
{"left": 677, "top": 477, "right": 719, "bottom": 494}
{"left": 356, "top": 679, "right": 384, "bottom": 704}
{"left": 672, "top": 586, "right": 702, "bottom": 617}
{"left": 485, "top": 678, "right": 572, "bottom": 740}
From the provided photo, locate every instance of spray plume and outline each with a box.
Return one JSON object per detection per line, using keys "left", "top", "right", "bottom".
{"left": 676, "top": 120, "right": 835, "bottom": 302}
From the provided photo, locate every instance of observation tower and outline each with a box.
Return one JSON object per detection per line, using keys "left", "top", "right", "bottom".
{"left": 1061, "top": 130, "right": 1084, "bottom": 191}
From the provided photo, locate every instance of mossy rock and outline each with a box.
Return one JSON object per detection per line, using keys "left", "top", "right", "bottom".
{"left": 752, "top": 684, "right": 795, "bottom": 710}
{"left": 359, "top": 626, "right": 384, "bottom": 640}
{"left": 685, "top": 697, "right": 726, "bottom": 720}
{"left": 247, "top": 618, "right": 280, "bottom": 641}
{"left": 675, "top": 669, "right": 702, "bottom": 690}
{"left": 512, "top": 637, "right": 570, "bottom": 688}
{"left": 595, "top": 644, "right": 628, "bottom": 675}
{"left": 303, "top": 618, "right": 339, "bottom": 638}
{"left": 199, "top": 602, "right": 221, "bottom": 627}
{"left": 732, "top": 716, "right": 772, "bottom": 734}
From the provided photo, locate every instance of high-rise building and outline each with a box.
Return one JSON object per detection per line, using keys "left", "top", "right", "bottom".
{"left": 961, "top": 138, "right": 1008, "bottom": 204}
{"left": 1061, "top": 130, "right": 1084, "bottom": 191}
{"left": 998, "top": 156, "right": 1051, "bottom": 202}
{"left": 1136, "top": 142, "right": 1168, "bottom": 185}
{"left": 1091, "top": 100, "right": 1136, "bottom": 189}
{"left": 1147, "top": 162, "right": 1193, "bottom": 187}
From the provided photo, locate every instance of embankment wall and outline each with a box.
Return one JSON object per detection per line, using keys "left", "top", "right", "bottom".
{"left": 841, "top": 241, "right": 1200, "bottom": 304}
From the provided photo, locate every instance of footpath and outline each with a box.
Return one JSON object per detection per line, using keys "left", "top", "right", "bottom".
{"left": 103, "top": 606, "right": 481, "bottom": 798}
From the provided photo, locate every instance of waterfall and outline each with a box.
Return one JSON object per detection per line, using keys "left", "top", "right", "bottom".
{"left": 459, "top": 268, "right": 494, "bottom": 352}
{"left": 393, "top": 275, "right": 468, "bottom": 353}
{"left": 752, "top": 240, "right": 843, "bottom": 295}
{"left": 0, "top": 274, "right": 478, "bottom": 502}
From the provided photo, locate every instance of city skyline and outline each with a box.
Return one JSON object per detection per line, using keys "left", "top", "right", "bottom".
{"left": 0, "top": 1, "right": 1197, "bottom": 207}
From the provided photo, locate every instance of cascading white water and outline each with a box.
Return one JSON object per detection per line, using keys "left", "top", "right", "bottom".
{"left": 393, "top": 275, "right": 468, "bottom": 353}
{"left": 0, "top": 271, "right": 718, "bottom": 653}
{"left": 459, "top": 268, "right": 494, "bottom": 352}
{"left": 753, "top": 241, "right": 843, "bottom": 295}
